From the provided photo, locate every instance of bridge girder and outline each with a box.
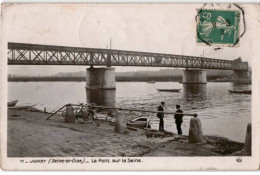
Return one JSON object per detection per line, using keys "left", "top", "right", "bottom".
{"left": 7, "top": 42, "right": 248, "bottom": 71}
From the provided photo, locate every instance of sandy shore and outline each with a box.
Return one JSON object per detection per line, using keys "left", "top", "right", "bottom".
{"left": 7, "top": 109, "right": 249, "bottom": 157}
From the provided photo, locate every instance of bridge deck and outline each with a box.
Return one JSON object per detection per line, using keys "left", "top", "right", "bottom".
{"left": 8, "top": 42, "right": 248, "bottom": 71}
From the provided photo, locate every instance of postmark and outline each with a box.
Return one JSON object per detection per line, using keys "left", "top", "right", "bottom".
{"left": 197, "top": 9, "right": 240, "bottom": 47}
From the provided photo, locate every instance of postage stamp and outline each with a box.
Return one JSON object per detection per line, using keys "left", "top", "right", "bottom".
{"left": 197, "top": 9, "right": 240, "bottom": 46}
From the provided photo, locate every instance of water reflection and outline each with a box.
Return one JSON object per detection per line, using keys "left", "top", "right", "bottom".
{"left": 86, "top": 89, "right": 116, "bottom": 106}
{"left": 183, "top": 84, "right": 207, "bottom": 101}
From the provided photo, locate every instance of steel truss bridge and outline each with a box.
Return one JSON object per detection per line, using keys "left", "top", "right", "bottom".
{"left": 8, "top": 43, "right": 248, "bottom": 71}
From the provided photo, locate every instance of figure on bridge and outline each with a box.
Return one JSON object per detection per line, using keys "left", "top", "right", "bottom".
{"left": 157, "top": 101, "right": 165, "bottom": 131}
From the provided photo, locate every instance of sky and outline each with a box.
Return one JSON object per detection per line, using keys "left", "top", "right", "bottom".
{"left": 2, "top": 3, "right": 258, "bottom": 76}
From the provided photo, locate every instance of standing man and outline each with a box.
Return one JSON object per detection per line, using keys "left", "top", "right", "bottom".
{"left": 157, "top": 101, "right": 165, "bottom": 131}
{"left": 174, "top": 105, "right": 183, "bottom": 135}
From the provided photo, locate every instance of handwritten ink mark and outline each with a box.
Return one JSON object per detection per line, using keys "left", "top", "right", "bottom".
{"left": 236, "top": 157, "right": 242, "bottom": 162}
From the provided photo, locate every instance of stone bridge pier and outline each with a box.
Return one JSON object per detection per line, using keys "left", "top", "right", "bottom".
{"left": 86, "top": 67, "right": 116, "bottom": 90}
{"left": 232, "top": 70, "right": 251, "bottom": 83}
{"left": 182, "top": 69, "right": 207, "bottom": 84}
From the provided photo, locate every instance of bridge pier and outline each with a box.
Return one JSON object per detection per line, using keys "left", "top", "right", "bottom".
{"left": 182, "top": 69, "right": 207, "bottom": 84}
{"left": 232, "top": 70, "right": 251, "bottom": 83}
{"left": 86, "top": 67, "right": 116, "bottom": 90}
{"left": 86, "top": 89, "right": 116, "bottom": 106}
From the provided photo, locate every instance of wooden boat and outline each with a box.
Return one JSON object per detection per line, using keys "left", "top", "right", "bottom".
{"left": 8, "top": 100, "right": 18, "bottom": 107}
{"left": 147, "top": 81, "right": 156, "bottom": 83}
{"left": 127, "top": 116, "right": 150, "bottom": 129}
{"left": 215, "top": 77, "right": 230, "bottom": 82}
{"left": 157, "top": 88, "right": 181, "bottom": 92}
{"left": 8, "top": 104, "right": 37, "bottom": 110}
{"left": 228, "top": 90, "right": 251, "bottom": 94}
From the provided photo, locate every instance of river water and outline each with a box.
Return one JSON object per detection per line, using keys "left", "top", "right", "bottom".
{"left": 8, "top": 81, "right": 251, "bottom": 142}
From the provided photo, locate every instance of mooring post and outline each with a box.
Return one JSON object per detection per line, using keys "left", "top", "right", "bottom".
{"left": 115, "top": 111, "right": 127, "bottom": 133}
{"left": 188, "top": 114, "right": 204, "bottom": 143}
{"left": 64, "top": 104, "right": 75, "bottom": 123}
{"left": 244, "top": 123, "right": 251, "bottom": 153}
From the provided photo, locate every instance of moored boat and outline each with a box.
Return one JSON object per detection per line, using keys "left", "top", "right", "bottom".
{"left": 8, "top": 104, "right": 37, "bottom": 110}
{"left": 8, "top": 100, "right": 18, "bottom": 107}
{"left": 147, "top": 81, "right": 156, "bottom": 83}
{"left": 157, "top": 88, "right": 181, "bottom": 92}
{"left": 228, "top": 90, "right": 251, "bottom": 94}
{"left": 126, "top": 116, "right": 150, "bottom": 129}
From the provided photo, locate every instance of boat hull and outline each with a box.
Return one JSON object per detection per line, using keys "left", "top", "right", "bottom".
{"left": 126, "top": 116, "right": 150, "bottom": 129}
{"left": 157, "top": 89, "right": 181, "bottom": 92}
{"left": 8, "top": 100, "right": 18, "bottom": 107}
{"left": 127, "top": 122, "right": 148, "bottom": 129}
{"left": 228, "top": 90, "right": 251, "bottom": 94}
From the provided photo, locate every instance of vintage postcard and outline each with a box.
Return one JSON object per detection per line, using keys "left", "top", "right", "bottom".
{"left": 1, "top": 3, "right": 260, "bottom": 170}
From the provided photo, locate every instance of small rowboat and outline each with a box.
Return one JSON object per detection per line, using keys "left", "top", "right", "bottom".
{"left": 8, "top": 100, "right": 18, "bottom": 107}
{"left": 8, "top": 104, "right": 37, "bottom": 110}
{"left": 228, "top": 90, "right": 251, "bottom": 94}
{"left": 157, "top": 88, "right": 181, "bottom": 92}
{"left": 147, "top": 81, "right": 156, "bottom": 83}
{"left": 127, "top": 116, "right": 151, "bottom": 129}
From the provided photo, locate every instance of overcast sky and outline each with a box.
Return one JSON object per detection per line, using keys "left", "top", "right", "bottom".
{"left": 2, "top": 4, "right": 258, "bottom": 76}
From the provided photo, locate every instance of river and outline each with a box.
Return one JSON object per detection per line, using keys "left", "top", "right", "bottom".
{"left": 8, "top": 81, "right": 251, "bottom": 142}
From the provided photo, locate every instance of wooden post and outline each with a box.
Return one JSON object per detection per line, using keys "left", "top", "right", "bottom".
{"left": 115, "top": 111, "right": 127, "bottom": 133}
{"left": 64, "top": 105, "right": 75, "bottom": 123}
{"left": 244, "top": 123, "right": 251, "bottom": 153}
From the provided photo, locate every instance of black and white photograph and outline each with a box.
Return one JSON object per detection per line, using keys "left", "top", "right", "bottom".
{"left": 1, "top": 3, "right": 259, "bottom": 170}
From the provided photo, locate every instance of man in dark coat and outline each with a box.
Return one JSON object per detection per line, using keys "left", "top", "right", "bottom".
{"left": 174, "top": 104, "right": 183, "bottom": 135}
{"left": 157, "top": 101, "right": 165, "bottom": 131}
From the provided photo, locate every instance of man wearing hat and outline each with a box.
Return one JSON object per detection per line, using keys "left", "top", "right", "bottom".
{"left": 174, "top": 104, "right": 184, "bottom": 135}
{"left": 157, "top": 101, "right": 165, "bottom": 131}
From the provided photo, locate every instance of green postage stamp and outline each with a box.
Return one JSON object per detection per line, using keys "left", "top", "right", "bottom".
{"left": 197, "top": 9, "right": 240, "bottom": 46}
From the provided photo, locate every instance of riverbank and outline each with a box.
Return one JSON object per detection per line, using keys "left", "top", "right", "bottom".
{"left": 7, "top": 109, "right": 249, "bottom": 157}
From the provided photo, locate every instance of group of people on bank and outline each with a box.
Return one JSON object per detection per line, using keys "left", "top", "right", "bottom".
{"left": 157, "top": 101, "right": 184, "bottom": 135}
